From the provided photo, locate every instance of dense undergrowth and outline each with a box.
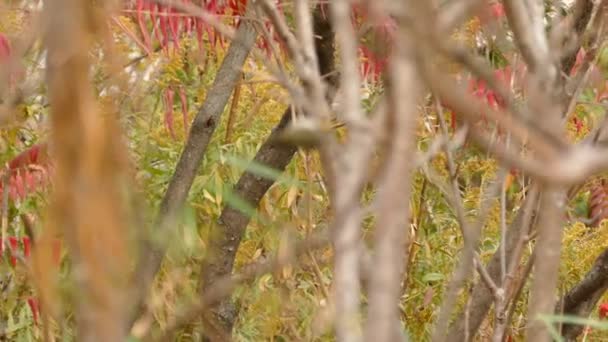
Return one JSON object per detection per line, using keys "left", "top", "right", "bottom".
{"left": 1, "top": 2, "right": 608, "bottom": 341}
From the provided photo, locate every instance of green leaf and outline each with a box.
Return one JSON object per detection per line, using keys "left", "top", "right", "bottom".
{"left": 205, "top": 183, "right": 270, "bottom": 226}
{"left": 223, "top": 155, "right": 301, "bottom": 187}
{"left": 598, "top": 44, "right": 608, "bottom": 71}
{"left": 181, "top": 204, "right": 199, "bottom": 253}
{"left": 538, "top": 313, "right": 608, "bottom": 330}
{"left": 537, "top": 313, "right": 608, "bottom": 342}
{"left": 422, "top": 273, "right": 444, "bottom": 283}
{"left": 175, "top": 68, "right": 189, "bottom": 83}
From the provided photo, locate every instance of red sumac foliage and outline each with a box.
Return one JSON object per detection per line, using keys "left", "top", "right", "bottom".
{"left": 2, "top": 234, "right": 61, "bottom": 325}
{"left": 444, "top": 66, "right": 513, "bottom": 131}
{"left": 589, "top": 181, "right": 608, "bottom": 227}
{"left": 600, "top": 303, "right": 608, "bottom": 319}
{"left": 0, "top": 143, "right": 51, "bottom": 203}
{"left": 0, "top": 33, "right": 10, "bottom": 62}
{"left": 26, "top": 297, "right": 39, "bottom": 324}
{"left": 130, "top": 0, "right": 248, "bottom": 54}
{"left": 477, "top": 2, "right": 506, "bottom": 25}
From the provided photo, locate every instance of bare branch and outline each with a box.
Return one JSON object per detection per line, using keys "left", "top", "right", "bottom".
{"left": 129, "top": 3, "right": 259, "bottom": 326}
{"left": 363, "top": 20, "right": 422, "bottom": 342}
{"left": 525, "top": 188, "right": 568, "bottom": 342}
{"left": 558, "top": 247, "right": 608, "bottom": 340}
{"left": 503, "top": 0, "right": 555, "bottom": 80}
{"left": 197, "top": 7, "right": 338, "bottom": 338}
{"left": 45, "top": 0, "right": 131, "bottom": 340}
{"left": 325, "top": 1, "right": 371, "bottom": 340}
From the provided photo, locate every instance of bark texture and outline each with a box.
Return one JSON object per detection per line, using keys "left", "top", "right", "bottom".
{"left": 447, "top": 2, "right": 595, "bottom": 337}
{"left": 560, "top": 0, "right": 594, "bottom": 75}
{"left": 129, "top": 7, "right": 258, "bottom": 324}
{"left": 559, "top": 248, "right": 608, "bottom": 340}
{"left": 198, "top": 7, "right": 336, "bottom": 340}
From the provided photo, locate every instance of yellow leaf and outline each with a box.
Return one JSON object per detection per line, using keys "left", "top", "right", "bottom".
{"left": 252, "top": 248, "right": 263, "bottom": 261}
{"left": 281, "top": 265, "right": 293, "bottom": 280}
{"left": 202, "top": 190, "right": 215, "bottom": 203}
{"left": 286, "top": 186, "right": 298, "bottom": 208}
{"left": 258, "top": 274, "right": 273, "bottom": 292}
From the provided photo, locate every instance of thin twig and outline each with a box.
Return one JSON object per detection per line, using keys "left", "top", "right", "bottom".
{"left": 430, "top": 98, "right": 506, "bottom": 342}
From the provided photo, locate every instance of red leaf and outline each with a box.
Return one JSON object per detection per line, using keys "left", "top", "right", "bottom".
{"left": 600, "top": 302, "right": 608, "bottom": 319}
{"left": 491, "top": 3, "right": 505, "bottom": 18}
{"left": 487, "top": 92, "right": 498, "bottom": 109}
{"left": 457, "top": 67, "right": 512, "bottom": 129}
{"left": 136, "top": 0, "right": 152, "bottom": 51}
{"left": 257, "top": 37, "right": 270, "bottom": 58}
{"left": 27, "top": 297, "right": 39, "bottom": 323}
{"left": 22, "top": 236, "right": 30, "bottom": 259}
{"left": 229, "top": 0, "right": 247, "bottom": 15}
{"left": 24, "top": 169, "right": 35, "bottom": 193}
{"left": 159, "top": 6, "right": 169, "bottom": 51}
{"left": 8, "top": 236, "right": 18, "bottom": 266}
{"left": 0, "top": 144, "right": 50, "bottom": 203}
{"left": 168, "top": 6, "right": 181, "bottom": 51}
{"left": 8, "top": 143, "right": 46, "bottom": 170}
{"left": 358, "top": 45, "right": 387, "bottom": 81}
{"left": 195, "top": 17, "right": 204, "bottom": 52}
{"left": 494, "top": 67, "right": 512, "bottom": 85}
{"left": 182, "top": 0, "right": 193, "bottom": 34}
{"left": 570, "top": 47, "right": 586, "bottom": 77}
{"left": 478, "top": 2, "right": 506, "bottom": 25}
{"left": 573, "top": 117, "right": 584, "bottom": 134}
{"left": 13, "top": 172, "right": 25, "bottom": 201}
{"left": 0, "top": 33, "right": 11, "bottom": 63}
{"left": 205, "top": 0, "right": 218, "bottom": 13}
{"left": 150, "top": 3, "right": 160, "bottom": 47}
{"left": 589, "top": 181, "right": 608, "bottom": 227}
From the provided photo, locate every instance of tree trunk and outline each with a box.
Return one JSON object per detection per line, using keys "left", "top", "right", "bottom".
{"left": 558, "top": 248, "right": 608, "bottom": 340}
{"left": 198, "top": 7, "right": 336, "bottom": 340}
{"left": 447, "top": 1, "right": 594, "bottom": 337}
{"left": 129, "top": 4, "right": 258, "bottom": 325}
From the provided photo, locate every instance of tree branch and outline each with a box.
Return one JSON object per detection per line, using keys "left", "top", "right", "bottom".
{"left": 558, "top": 248, "right": 608, "bottom": 340}
{"left": 197, "top": 6, "right": 337, "bottom": 339}
{"left": 129, "top": 3, "right": 258, "bottom": 326}
{"left": 363, "top": 16, "right": 422, "bottom": 342}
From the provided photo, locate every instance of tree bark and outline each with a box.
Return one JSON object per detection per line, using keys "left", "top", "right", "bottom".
{"left": 447, "top": 2, "right": 595, "bottom": 338}
{"left": 558, "top": 248, "right": 608, "bottom": 340}
{"left": 129, "top": 5, "right": 258, "bottom": 325}
{"left": 560, "top": 0, "right": 594, "bottom": 75}
{"left": 45, "top": 1, "right": 131, "bottom": 340}
{"left": 198, "top": 7, "right": 336, "bottom": 340}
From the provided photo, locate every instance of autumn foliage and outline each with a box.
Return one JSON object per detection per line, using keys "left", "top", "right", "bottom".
{"left": 3, "top": 0, "right": 608, "bottom": 341}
